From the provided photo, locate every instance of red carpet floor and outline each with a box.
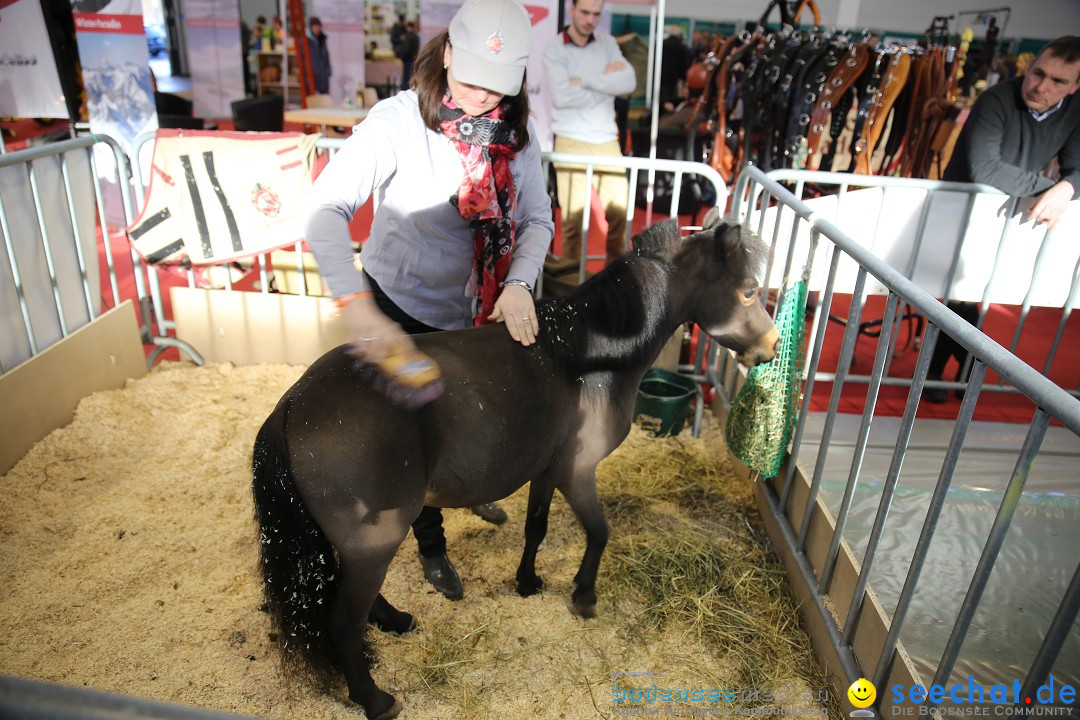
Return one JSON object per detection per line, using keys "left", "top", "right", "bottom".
{"left": 808, "top": 294, "right": 1080, "bottom": 424}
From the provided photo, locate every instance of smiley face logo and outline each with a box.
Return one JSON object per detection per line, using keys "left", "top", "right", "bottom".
{"left": 848, "top": 678, "right": 876, "bottom": 709}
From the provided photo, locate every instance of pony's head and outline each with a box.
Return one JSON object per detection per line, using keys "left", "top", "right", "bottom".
{"left": 659, "top": 216, "right": 779, "bottom": 367}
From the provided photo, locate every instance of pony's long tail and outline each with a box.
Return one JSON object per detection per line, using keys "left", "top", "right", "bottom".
{"left": 251, "top": 400, "right": 339, "bottom": 690}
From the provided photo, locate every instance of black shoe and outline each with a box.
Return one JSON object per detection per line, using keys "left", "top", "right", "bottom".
{"left": 420, "top": 553, "right": 463, "bottom": 600}
{"left": 470, "top": 502, "right": 507, "bottom": 525}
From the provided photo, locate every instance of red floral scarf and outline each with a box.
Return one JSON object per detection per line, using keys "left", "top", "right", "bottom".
{"left": 439, "top": 96, "right": 517, "bottom": 326}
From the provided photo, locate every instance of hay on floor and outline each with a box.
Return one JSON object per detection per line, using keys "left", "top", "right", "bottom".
{"left": 0, "top": 362, "right": 839, "bottom": 719}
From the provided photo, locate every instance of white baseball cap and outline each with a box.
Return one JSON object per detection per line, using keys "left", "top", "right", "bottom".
{"left": 448, "top": 0, "right": 532, "bottom": 96}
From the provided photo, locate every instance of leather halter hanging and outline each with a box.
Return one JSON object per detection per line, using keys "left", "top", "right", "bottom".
{"left": 841, "top": 51, "right": 885, "bottom": 171}
{"left": 780, "top": 36, "right": 845, "bottom": 169}
{"left": 743, "top": 31, "right": 802, "bottom": 169}
{"left": 902, "top": 47, "right": 948, "bottom": 178}
{"left": 768, "top": 33, "right": 830, "bottom": 169}
{"left": 803, "top": 42, "right": 869, "bottom": 169}
{"left": 699, "top": 33, "right": 745, "bottom": 182}
{"left": 852, "top": 51, "right": 911, "bottom": 175}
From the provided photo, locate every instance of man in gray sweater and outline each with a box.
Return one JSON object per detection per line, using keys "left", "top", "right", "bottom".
{"left": 929, "top": 35, "right": 1079, "bottom": 402}
{"left": 943, "top": 35, "right": 1079, "bottom": 228}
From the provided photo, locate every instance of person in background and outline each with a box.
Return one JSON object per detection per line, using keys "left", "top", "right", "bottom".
{"left": 250, "top": 16, "right": 267, "bottom": 52}
{"left": 390, "top": 13, "right": 407, "bottom": 57}
{"left": 307, "top": 17, "right": 331, "bottom": 95}
{"left": 543, "top": 0, "right": 637, "bottom": 266}
{"left": 304, "top": 0, "right": 550, "bottom": 599}
{"left": 927, "top": 35, "right": 1080, "bottom": 402}
{"left": 366, "top": 40, "right": 379, "bottom": 60}
{"left": 397, "top": 20, "right": 420, "bottom": 90}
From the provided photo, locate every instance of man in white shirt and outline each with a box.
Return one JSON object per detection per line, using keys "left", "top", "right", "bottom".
{"left": 543, "top": 0, "right": 636, "bottom": 265}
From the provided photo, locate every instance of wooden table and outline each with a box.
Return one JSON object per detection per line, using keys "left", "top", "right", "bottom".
{"left": 283, "top": 107, "right": 369, "bottom": 134}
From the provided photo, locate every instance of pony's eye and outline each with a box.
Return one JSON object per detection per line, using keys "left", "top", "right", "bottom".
{"left": 743, "top": 287, "right": 758, "bottom": 299}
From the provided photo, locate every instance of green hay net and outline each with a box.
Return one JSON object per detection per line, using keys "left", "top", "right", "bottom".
{"left": 725, "top": 279, "right": 808, "bottom": 478}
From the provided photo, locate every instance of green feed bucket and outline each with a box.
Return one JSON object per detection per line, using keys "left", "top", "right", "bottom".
{"left": 633, "top": 368, "right": 697, "bottom": 437}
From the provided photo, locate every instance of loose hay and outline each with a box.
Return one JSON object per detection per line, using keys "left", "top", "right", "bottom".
{"left": 0, "top": 362, "right": 839, "bottom": 719}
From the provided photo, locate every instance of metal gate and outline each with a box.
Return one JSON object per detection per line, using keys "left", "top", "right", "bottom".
{"left": 707, "top": 164, "right": 1080, "bottom": 716}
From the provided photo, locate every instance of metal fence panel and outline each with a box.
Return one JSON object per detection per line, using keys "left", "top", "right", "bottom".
{"left": 0, "top": 135, "right": 140, "bottom": 373}
{"left": 711, "top": 165, "right": 1080, "bottom": 714}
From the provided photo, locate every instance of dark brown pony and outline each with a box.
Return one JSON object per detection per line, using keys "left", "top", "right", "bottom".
{"left": 252, "top": 219, "right": 779, "bottom": 719}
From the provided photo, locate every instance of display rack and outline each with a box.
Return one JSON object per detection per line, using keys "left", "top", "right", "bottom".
{"left": 255, "top": 50, "right": 300, "bottom": 106}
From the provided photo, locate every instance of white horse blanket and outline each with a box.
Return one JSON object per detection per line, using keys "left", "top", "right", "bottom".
{"left": 128, "top": 129, "right": 320, "bottom": 265}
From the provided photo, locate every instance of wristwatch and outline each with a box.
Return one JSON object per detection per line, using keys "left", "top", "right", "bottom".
{"left": 503, "top": 278, "right": 533, "bottom": 292}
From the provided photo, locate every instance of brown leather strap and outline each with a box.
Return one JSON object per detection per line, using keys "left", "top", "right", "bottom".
{"left": 704, "top": 34, "right": 742, "bottom": 181}
{"left": 684, "top": 33, "right": 728, "bottom": 134}
{"left": 853, "top": 51, "right": 911, "bottom": 175}
{"left": 898, "top": 52, "right": 931, "bottom": 172}
{"left": 804, "top": 42, "right": 869, "bottom": 168}
{"left": 903, "top": 48, "right": 947, "bottom": 177}
{"left": 708, "top": 34, "right": 761, "bottom": 182}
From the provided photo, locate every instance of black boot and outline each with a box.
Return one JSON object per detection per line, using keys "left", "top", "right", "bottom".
{"left": 470, "top": 502, "right": 507, "bottom": 525}
{"left": 926, "top": 301, "right": 978, "bottom": 404}
{"left": 925, "top": 374, "right": 949, "bottom": 404}
{"left": 420, "top": 553, "right": 463, "bottom": 600}
{"left": 948, "top": 302, "right": 979, "bottom": 400}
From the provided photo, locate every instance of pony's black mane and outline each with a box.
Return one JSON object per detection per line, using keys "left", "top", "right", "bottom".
{"left": 532, "top": 219, "right": 768, "bottom": 376}
{"left": 534, "top": 243, "right": 673, "bottom": 376}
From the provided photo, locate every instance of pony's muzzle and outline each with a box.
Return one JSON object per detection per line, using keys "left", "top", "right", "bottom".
{"left": 737, "top": 325, "right": 780, "bottom": 367}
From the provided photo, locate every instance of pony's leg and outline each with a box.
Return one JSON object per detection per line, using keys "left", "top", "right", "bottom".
{"left": 329, "top": 521, "right": 411, "bottom": 720}
{"left": 560, "top": 474, "right": 609, "bottom": 618}
{"left": 369, "top": 593, "right": 416, "bottom": 635}
{"left": 515, "top": 478, "right": 556, "bottom": 597}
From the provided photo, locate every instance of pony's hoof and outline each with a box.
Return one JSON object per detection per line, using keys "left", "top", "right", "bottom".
{"left": 372, "top": 610, "right": 416, "bottom": 635}
{"left": 516, "top": 574, "right": 544, "bottom": 597}
{"left": 351, "top": 690, "right": 401, "bottom": 720}
{"left": 372, "top": 700, "right": 402, "bottom": 720}
{"left": 571, "top": 587, "right": 597, "bottom": 618}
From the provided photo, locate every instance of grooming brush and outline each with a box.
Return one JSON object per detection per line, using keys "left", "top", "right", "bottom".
{"left": 356, "top": 348, "right": 444, "bottom": 409}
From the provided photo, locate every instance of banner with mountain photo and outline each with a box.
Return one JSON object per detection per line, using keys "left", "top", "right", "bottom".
{"left": 70, "top": 0, "right": 157, "bottom": 159}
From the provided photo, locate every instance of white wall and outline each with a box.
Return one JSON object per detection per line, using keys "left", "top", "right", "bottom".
{"left": 608, "top": 0, "right": 1080, "bottom": 41}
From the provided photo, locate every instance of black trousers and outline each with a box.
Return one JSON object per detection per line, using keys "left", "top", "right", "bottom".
{"left": 929, "top": 300, "right": 980, "bottom": 379}
{"left": 366, "top": 273, "right": 447, "bottom": 558}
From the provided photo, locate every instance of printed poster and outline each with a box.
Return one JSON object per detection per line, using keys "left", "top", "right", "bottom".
{"left": 525, "top": 0, "right": 559, "bottom": 151}
{"left": 313, "top": 0, "right": 366, "bottom": 107}
{"left": 70, "top": 0, "right": 157, "bottom": 158}
{"left": 0, "top": 0, "right": 70, "bottom": 119}
{"left": 184, "top": 0, "right": 245, "bottom": 118}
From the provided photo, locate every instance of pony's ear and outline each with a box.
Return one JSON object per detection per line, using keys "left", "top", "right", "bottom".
{"left": 715, "top": 220, "right": 744, "bottom": 258}
{"left": 631, "top": 218, "right": 681, "bottom": 257}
